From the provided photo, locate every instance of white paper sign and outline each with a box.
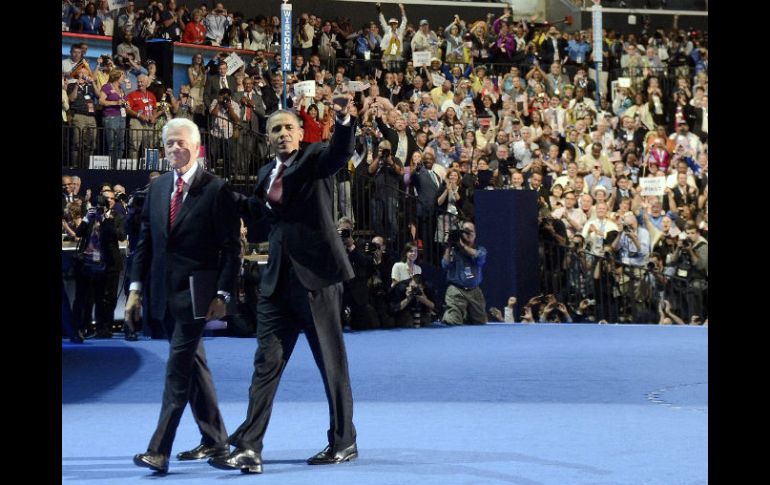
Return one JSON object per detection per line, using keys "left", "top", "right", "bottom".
{"left": 412, "top": 51, "right": 432, "bottom": 67}
{"left": 224, "top": 52, "right": 244, "bottom": 76}
{"left": 618, "top": 77, "right": 631, "bottom": 88}
{"left": 107, "top": 0, "right": 129, "bottom": 11}
{"left": 639, "top": 176, "right": 665, "bottom": 196}
{"left": 294, "top": 80, "right": 316, "bottom": 98}
{"left": 431, "top": 72, "right": 446, "bottom": 87}
{"left": 89, "top": 155, "right": 111, "bottom": 169}
{"left": 347, "top": 81, "right": 370, "bottom": 92}
{"left": 117, "top": 158, "right": 138, "bottom": 170}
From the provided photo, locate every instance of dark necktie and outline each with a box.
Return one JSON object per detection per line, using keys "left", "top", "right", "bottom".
{"left": 266, "top": 162, "right": 286, "bottom": 207}
{"left": 169, "top": 177, "right": 184, "bottom": 226}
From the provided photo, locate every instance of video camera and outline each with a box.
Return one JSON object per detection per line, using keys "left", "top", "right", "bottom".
{"left": 338, "top": 228, "right": 352, "bottom": 239}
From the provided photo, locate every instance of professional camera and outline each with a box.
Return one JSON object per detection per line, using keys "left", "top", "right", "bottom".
{"left": 647, "top": 261, "right": 656, "bottom": 271}
{"left": 363, "top": 240, "right": 379, "bottom": 254}
{"left": 338, "top": 228, "right": 352, "bottom": 239}
{"left": 622, "top": 223, "right": 632, "bottom": 233}
{"left": 96, "top": 194, "right": 111, "bottom": 208}
{"left": 380, "top": 148, "right": 391, "bottom": 161}
{"left": 411, "top": 286, "right": 423, "bottom": 297}
{"left": 115, "top": 192, "right": 128, "bottom": 204}
{"left": 447, "top": 228, "right": 462, "bottom": 245}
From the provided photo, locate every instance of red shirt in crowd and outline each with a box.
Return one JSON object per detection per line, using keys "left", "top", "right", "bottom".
{"left": 126, "top": 90, "right": 158, "bottom": 121}
{"left": 182, "top": 21, "right": 207, "bottom": 44}
{"left": 299, "top": 104, "right": 323, "bottom": 143}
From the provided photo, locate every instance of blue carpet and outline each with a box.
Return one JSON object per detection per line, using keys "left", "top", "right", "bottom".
{"left": 62, "top": 324, "right": 707, "bottom": 484}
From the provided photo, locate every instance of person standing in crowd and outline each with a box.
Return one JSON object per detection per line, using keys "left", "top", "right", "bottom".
{"left": 126, "top": 118, "right": 240, "bottom": 474}
{"left": 441, "top": 221, "right": 488, "bottom": 326}
{"left": 210, "top": 95, "right": 358, "bottom": 474}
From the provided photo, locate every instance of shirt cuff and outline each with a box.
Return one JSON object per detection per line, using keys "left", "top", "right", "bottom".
{"left": 129, "top": 282, "right": 142, "bottom": 292}
{"left": 217, "top": 291, "right": 230, "bottom": 299}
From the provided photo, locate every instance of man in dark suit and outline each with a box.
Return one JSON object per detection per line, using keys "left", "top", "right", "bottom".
{"left": 127, "top": 118, "right": 240, "bottom": 474}
{"left": 209, "top": 96, "right": 358, "bottom": 474}
{"left": 539, "top": 27, "right": 567, "bottom": 70}
{"left": 203, "top": 61, "right": 237, "bottom": 112}
{"left": 410, "top": 149, "right": 441, "bottom": 248}
{"left": 259, "top": 71, "right": 294, "bottom": 115}
{"left": 232, "top": 77, "right": 267, "bottom": 173}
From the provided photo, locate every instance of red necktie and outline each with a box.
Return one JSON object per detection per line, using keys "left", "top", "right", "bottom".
{"left": 244, "top": 92, "right": 252, "bottom": 122}
{"left": 266, "top": 163, "right": 286, "bottom": 207}
{"left": 169, "top": 176, "right": 184, "bottom": 226}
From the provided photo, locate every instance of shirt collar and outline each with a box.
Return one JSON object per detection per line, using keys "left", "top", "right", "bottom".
{"left": 174, "top": 160, "right": 199, "bottom": 187}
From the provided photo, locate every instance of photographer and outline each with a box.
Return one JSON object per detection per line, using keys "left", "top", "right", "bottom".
{"left": 368, "top": 140, "right": 404, "bottom": 244}
{"left": 209, "top": 87, "right": 241, "bottom": 176}
{"left": 366, "top": 234, "right": 396, "bottom": 329}
{"left": 71, "top": 190, "right": 127, "bottom": 342}
{"left": 611, "top": 211, "right": 651, "bottom": 267}
{"left": 671, "top": 222, "right": 708, "bottom": 321}
{"left": 337, "top": 217, "right": 379, "bottom": 330}
{"left": 441, "top": 221, "right": 488, "bottom": 326}
{"left": 390, "top": 274, "right": 436, "bottom": 328}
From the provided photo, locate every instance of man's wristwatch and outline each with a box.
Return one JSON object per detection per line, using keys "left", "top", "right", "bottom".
{"left": 214, "top": 293, "right": 230, "bottom": 304}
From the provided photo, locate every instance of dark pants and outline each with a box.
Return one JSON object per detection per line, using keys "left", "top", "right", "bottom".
{"left": 93, "top": 270, "right": 120, "bottom": 334}
{"left": 147, "top": 305, "right": 228, "bottom": 456}
{"left": 228, "top": 262, "right": 356, "bottom": 453}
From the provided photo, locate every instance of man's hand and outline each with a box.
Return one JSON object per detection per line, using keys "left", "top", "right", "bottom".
{"left": 206, "top": 297, "right": 226, "bottom": 322}
{"left": 125, "top": 290, "right": 142, "bottom": 327}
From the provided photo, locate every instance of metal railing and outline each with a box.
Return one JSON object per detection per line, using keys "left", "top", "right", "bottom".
{"left": 61, "top": 115, "right": 270, "bottom": 193}
{"left": 539, "top": 240, "right": 707, "bottom": 323}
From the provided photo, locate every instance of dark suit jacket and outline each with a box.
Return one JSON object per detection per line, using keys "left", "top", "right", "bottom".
{"left": 232, "top": 89, "right": 266, "bottom": 134}
{"left": 259, "top": 84, "right": 293, "bottom": 115}
{"left": 76, "top": 211, "right": 127, "bottom": 272}
{"left": 378, "top": 120, "right": 418, "bottom": 168}
{"left": 248, "top": 118, "right": 356, "bottom": 296}
{"left": 203, "top": 74, "right": 237, "bottom": 110}
{"left": 410, "top": 166, "right": 441, "bottom": 218}
{"left": 692, "top": 106, "right": 707, "bottom": 141}
{"left": 539, "top": 37, "right": 567, "bottom": 66}
{"left": 130, "top": 167, "right": 240, "bottom": 321}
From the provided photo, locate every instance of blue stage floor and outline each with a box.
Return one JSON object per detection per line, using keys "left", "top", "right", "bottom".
{"left": 62, "top": 324, "right": 707, "bottom": 484}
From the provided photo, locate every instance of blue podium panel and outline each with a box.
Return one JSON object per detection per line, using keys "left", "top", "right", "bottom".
{"left": 474, "top": 190, "right": 539, "bottom": 317}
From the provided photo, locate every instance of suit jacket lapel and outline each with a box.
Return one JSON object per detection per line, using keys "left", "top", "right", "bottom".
{"left": 158, "top": 173, "right": 172, "bottom": 237}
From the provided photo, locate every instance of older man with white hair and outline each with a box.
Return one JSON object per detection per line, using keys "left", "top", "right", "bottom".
{"left": 126, "top": 74, "right": 160, "bottom": 159}
{"left": 128, "top": 117, "right": 240, "bottom": 474}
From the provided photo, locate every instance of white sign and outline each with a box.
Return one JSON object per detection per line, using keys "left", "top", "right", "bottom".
{"left": 412, "top": 51, "right": 432, "bottom": 67}
{"left": 618, "top": 77, "right": 631, "bottom": 88}
{"left": 639, "top": 176, "right": 666, "bottom": 196}
{"left": 89, "top": 155, "right": 111, "bottom": 169}
{"left": 294, "top": 80, "right": 316, "bottom": 98}
{"left": 347, "top": 81, "right": 370, "bottom": 92}
{"left": 591, "top": 4, "right": 603, "bottom": 58}
{"left": 224, "top": 52, "right": 244, "bottom": 76}
{"left": 107, "top": 0, "right": 129, "bottom": 11}
{"left": 117, "top": 158, "right": 138, "bottom": 170}
{"left": 430, "top": 72, "right": 446, "bottom": 87}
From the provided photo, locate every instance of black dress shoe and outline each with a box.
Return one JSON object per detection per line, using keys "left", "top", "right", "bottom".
{"left": 208, "top": 448, "right": 262, "bottom": 474}
{"left": 307, "top": 443, "right": 358, "bottom": 465}
{"left": 176, "top": 443, "right": 229, "bottom": 461}
{"left": 133, "top": 452, "right": 169, "bottom": 474}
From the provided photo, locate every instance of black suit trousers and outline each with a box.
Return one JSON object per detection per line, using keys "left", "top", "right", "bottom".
{"left": 229, "top": 261, "right": 356, "bottom": 453}
{"left": 147, "top": 306, "right": 228, "bottom": 455}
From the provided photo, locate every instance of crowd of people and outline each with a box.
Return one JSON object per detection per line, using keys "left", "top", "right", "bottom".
{"left": 62, "top": 1, "right": 708, "bottom": 328}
